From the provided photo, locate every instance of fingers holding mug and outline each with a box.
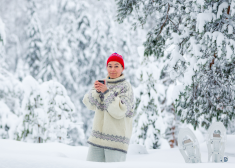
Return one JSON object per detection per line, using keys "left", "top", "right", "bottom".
{"left": 94, "top": 80, "right": 100, "bottom": 92}
{"left": 94, "top": 80, "right": 100, "bottom": 91}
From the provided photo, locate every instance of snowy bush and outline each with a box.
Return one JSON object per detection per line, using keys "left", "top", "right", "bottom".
{"left": 17, "top": 75, "right": 85, "bottom": 144}
{"left": 17, "top": 76, "right": 46, "bottom": 143}
{"left": 40, "top": 79, "right": 84, "bottom": 144}
{"left": 0, "top": 101, "right": 19, "bottom": 139}
{"left": 0, "top": 18, "right": 23, "bottom": 140}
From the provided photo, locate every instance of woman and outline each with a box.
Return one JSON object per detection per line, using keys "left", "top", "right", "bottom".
{"left": 82, "top": 52, "right": 134, "bottom": 162}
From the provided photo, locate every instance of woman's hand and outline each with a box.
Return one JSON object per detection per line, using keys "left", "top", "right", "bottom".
{"left": 94, "top": 80, "right": 108, "bottom": 93}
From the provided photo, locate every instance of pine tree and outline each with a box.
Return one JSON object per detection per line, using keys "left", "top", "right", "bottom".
{"left": 175, "top": 0, "right": 235, "bottom": 129}
{"left": 0, "top": 101, "right": 19, "bottom": 139}
{"left": 116, "top": 1, "right": 180, "bottom": 148}
{"left": 16, "top": 76, "right": 46, "bottom": 143}
{"left": 131, "top": 47, "right": 169, "bottom": 149}
{"left": 159, "top": 63, "right": 180, "bottom": 148}
{"left": 0, "top": 16, "right": 23, "bottom": 115}
{"left": 56, "top": 6, "right": 77, "bottom": 95}
{"left": 38, "top": 28, "right": 61, "bottom": 82}
{"left": 0, "top": 17, "right": 6, "bottom": 69}
{"left": 24, "top": 0, "right": 43, "bottom": 78}
{"left": 16, "top": 76, "right": 84, "bottom": 144}
{"left": 56, "top": 0, "right": 91, "bottom": 84}
{"left": 227, "top": 118, "right": 235, "bottom": 134}
{"left": 0, "top": 20, "right": 22, "bottom": 140}
{"left": 112, "top": 16, "right": 143, "bottom": 87}
{"left": 115, "top": 0, "right": 235, "bottom": 131}
{"left": 0, "top": 68, "right": 22, "bottom": 140}
{"left": 55, "top": 0, "right": 93, "bottom": 142}
{"left": 41, "top": 80, "right": 84, "bottom": 144}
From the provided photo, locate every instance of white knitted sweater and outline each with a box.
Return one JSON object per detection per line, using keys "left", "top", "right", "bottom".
{"left": 82, "top": 74, "right": 134, "bottom": 153}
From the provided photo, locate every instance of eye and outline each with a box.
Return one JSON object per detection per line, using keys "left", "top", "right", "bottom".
{"left": 115, "top": 66, "right": 118, "bottom": 68}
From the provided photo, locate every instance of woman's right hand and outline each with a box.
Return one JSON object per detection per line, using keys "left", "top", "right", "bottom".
{"left": 94, "top": 80, "right": 101, "bottom": 92}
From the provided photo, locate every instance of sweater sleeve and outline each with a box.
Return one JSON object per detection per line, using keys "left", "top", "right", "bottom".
{"left": 103, "top": 84, "right": 134, "bottom": 119}
{"left": 82, "top": 86, "right": 102, "bottom": 111}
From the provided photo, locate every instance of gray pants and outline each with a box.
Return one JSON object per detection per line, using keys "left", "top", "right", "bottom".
{"left": 86, "top": 144, "right": 126, "bottom": 162}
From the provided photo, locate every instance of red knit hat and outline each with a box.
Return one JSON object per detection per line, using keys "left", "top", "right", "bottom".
{"left": 106, "top": 53, "right": 125, "bottom": 70}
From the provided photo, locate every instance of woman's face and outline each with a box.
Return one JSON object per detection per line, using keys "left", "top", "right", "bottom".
{"left": 107, "top": 61, "right": 124, "bottom": 79}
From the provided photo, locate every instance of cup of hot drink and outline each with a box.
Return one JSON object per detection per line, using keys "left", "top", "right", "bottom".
{"left": 98, "top": 80, "right": 105, "bottom": 84}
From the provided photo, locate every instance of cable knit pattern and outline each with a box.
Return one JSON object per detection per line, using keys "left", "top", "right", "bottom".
{"left": 82, "top": 74, "right": 134, "bottom": 153}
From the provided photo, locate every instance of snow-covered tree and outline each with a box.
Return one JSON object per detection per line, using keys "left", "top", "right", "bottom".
{"left": 40, "top": 80, "right": 84, "bottom": 144}
{"left": 159, "top": 64, "right": 180, "bottom": 148}
{"left": 17, "top": 76, "right": 46, "bottom": 143}
{"left": 16, "top": 75, "right": 84, "bottom": 144}
{"left": 227, "top": 118, "right": 235, "bottom": 134}
{"left": 38, "top": 28, "right": 60, "bottom": 82}
{"left": 116, "top": 1, "right": 180, "bottom": 148}
{"left": 54, "top": 0, "right": 92, "bottom": 142}
{"left": 0, "top": 17, "right": 6, "bottom": 69}
{"left": 115, "top": 0, "right": 235, "bottom": 132}
{"left": 0, "top": 19, "right": 22, "bottom": 140}
{"left": 24, "top": 0, "right": 43, "bottom": 78}
{"left": 0, "top": 64, "right": 22, "bottom": 141}
{"left": 130, "top": 46, "right": 169, "bottom": 149}
{"left": 0, "top": 101, "right": 19, "bottom": 140}
{"left": 56, "top": 0, "right": 92, "bottom": 95}
{"left": 133, "top": 87, "right": 162, "bottom": 149}
{"left": 0, "top": 17, "right": 23, "bottom": 118}
{"left": 0, "top": 68, "right": 23, "bottom": 117}
{"left": 175, "top": 0, "right": 235, "bottom": 129}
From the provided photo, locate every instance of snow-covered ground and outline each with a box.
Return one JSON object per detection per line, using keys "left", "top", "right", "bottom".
{"left": 1, "top": 135, "right": 234, "bottom": 168}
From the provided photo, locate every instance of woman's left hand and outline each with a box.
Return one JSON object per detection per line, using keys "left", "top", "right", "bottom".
{"left": 98, "top": 80, "right": 108, "bottom": 93}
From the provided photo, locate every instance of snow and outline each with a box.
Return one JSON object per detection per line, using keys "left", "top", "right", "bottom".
{"left": 212, "top": 31, "right": 225, "bottom": 58}
{"left": 194, "top": 58, "right": 207, "bottom": 71}
{"left": 159, "top": 138, "right": 171, "bottom": 149}
{"left": 141, "top": 94, "right": 149, "bottom": 107}
{"left": 0, "top": 18, "right": 6, "bottom": 44}
{"left": 217, "top": 2, "right": 228, "bottom": 19}
{"left": 155, "top": 112, "right": 167, "bottom": 137}
{"left": 226, "top": 40, "right": 233, "bottom": 61}
{"left": 155, "top": 83, "right": 165, "bottom": 97}
{"left": 228, "top": 25, "right": 233, "bottom": 34}
{"left": 170, "top": 84, "right": 185, "bottom": 103}
{"left": 137, "top": 112, "right": 148, "bottom": 126}
{"left": 182, "top": 53, "right": 197, "bottom": 85}
{"left": 189, "top": 37, "right": 203, "bottom": 57}
{"left": 0, "top": 136, "right": 234, "bottom": 168}
{"left": 197, "top": 0, "right": 205, "bottom": 6}
{"left": 166, "top": 45, "right": 185, "bottom": 80}
{"left": 196, "top": 13, "right": 216, "bottom": 33}
{"left": 231, "top": 1, "right": 235, "bottom": 16}
{"left": 224, "top": 135, "right": 235, "bottom": 154}
{"left": 0, "top": 101, "right": 19, "bottom": 139}
{"left": 128, "top": 144, "right": 148, "bottom": 154}
{"left": 137, "top": 46, "right": 144, "bottom": 58}
{"left": 22, "top": 76, "right": 40, "bottom": 98}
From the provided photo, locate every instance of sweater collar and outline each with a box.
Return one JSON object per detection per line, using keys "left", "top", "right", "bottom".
{"left": 106, "top": 74, "right": 126, "bottom": 84}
